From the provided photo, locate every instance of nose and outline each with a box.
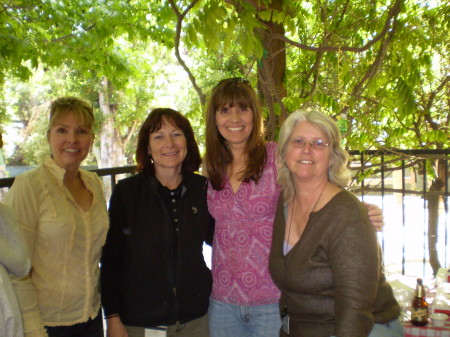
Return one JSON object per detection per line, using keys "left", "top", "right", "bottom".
{"left": 230, "top": 108, "right": 240, "bottom": 121}
{"left": 166, "top": 135, "right": 175, "bottom": 147}
{"left": 303, "top": 142, "right": 312, "bottom": 153}
{"left": 67, "top": 131, "right": 78, "bottom": 143}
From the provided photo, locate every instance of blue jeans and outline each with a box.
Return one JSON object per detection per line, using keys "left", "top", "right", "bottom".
{"left": 45, "top": 311, "right": 103, "bottom": 337}
{"left": 368, "top": 319, "right": 404, "bottom": 337}
{"left": 208, "top": 298, "right": 281, "bottom": 337}
{"left": 329, "top": 319, "right": 404, "bottom": 337}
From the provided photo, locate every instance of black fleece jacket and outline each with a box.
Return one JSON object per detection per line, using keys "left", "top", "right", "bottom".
{"left": 100, "top": 172, "right": 214, "bottom": 327}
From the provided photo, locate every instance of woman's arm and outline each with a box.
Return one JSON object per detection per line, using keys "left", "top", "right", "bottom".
{"left": 100, "top": 183, "right": 127, "bottom": 317}
{"left": 4, "top": 175, "right": 48, "bottom": 337}
{"left": 329, "top": 209, "right": 380, "bottom": 337}
{"left": 105, "top": 316, "right": 129, "bottom": 337}
{"left": 0, "top": 204, "right": 30, "bottom": 278}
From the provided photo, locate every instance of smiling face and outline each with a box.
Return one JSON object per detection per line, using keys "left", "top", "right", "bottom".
{"left": 48, "top": 111, "right": 93, "bottom": 172}
{"left": 148, "top": 118, "right": 187, "bottom": 175}
{"left": 215, "top": 103, "right": 254, "bottom": 149}
{"left": 285, "top": 121, "right": 331, "bottom": 183}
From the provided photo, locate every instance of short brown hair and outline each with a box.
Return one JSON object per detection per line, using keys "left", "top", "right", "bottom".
{"left": 48, "top": 97, "right": 94, "bottom": 134}
{"left": 136, "top": 108, "right": 201, "bottom": 175}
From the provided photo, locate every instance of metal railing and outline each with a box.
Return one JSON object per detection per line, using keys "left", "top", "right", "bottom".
{"left": 347, "top": 149, "right": 450, "bottom": 278}
{"left": 1, "top": 149, "right": 449, "bottom": 279}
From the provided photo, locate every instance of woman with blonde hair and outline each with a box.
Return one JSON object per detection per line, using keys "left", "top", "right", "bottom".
{"left": 4, "top": 97, "right": 108, "bottom": 337}
{"left": 269, "top": 109, "right": 402, "bottom": 337}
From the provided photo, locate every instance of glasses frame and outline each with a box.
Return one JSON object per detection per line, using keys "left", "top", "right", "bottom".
{"left": 291, "top": 138, "right": 330, "bottom": 150}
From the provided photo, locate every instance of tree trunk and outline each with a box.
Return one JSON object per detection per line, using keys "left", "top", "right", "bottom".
{"left": 98, "top": 76, "right": 125, "bottom": 197}
{"left": 427, "top": 159, "right": 447, "bottom": 276}
{"left": 254, "top": 0, "right": 288, "bottom": 140}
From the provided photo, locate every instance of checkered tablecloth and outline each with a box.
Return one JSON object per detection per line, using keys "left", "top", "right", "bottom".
{"left": 403, "top": 321, "right": 450, "bottom": 337}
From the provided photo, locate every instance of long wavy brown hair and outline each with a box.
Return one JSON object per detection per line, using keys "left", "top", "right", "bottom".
{"left": 205, "top": 78, "right": 267, "bottom": 190}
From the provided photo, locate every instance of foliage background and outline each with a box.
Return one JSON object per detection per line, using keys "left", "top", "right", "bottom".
{"left": 1, "top": 0, "right": 448, "bottom": 169}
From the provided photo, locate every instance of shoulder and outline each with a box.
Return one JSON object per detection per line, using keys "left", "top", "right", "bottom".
{"left": 187, "top": 172, "right": 208, "bottom": 185}
{"left": 7, "top": 166, "right": 43, "bottom": 197}
{"left": 322, "top": 190, "right": 373, "bottom": 234}
{"left": 117, "top": 173, "right": 145, "bottom": 186}
{"left": 113, "top": 173, "right": 150, "bottom": 195}
{"left": 265, "top": 141, "right": 277, "bottom": 155}
{"left": 263, "top": 141, "right": 277, "bottom": 164}
{"left": 13, "top": 165, "right": 42, "bottom": 182}
{"left": 332, "top": 190, "right": 366, "bottom": 213}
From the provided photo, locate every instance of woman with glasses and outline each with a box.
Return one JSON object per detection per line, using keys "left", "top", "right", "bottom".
{"left": 204, "top": 79, "right": 385, "bottom": 337}
{"left": 269, "top": 109, "right": 402, "bottom": 337}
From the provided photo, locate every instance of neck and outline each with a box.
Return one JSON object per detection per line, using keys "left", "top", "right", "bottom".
{"left": 63, "top": 168, "right": 80, "bottom": 184}
{"left": 293, "top": 179, "right": 329, "bottom": 212}
{"left": 228, "top": 143, "right": 246, "bottom": 161}
{"left": 155, "top": 169, "right": 183, "bottom": 190}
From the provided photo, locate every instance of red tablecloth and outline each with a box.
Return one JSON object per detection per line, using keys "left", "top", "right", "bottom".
{"left": 403, "top": 320, "right": 450, "bottom": 337}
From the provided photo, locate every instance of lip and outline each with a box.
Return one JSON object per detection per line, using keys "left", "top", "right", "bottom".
{"left": 297, "top": 160, "right": 314, "bottom": 164}
{"left": 226, "top": 126, "right": 244, "bottom": 132}
{"left": 63, "top": 149, "right": 80, "bottom": 153}
{"left": 162, "top": 151, "right": 179, "bottom": 156}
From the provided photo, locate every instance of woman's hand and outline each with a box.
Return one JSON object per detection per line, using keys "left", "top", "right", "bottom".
{"left": 106, "top": 316, "right": 129, "bottom": 337}
{"left": 364, "top": 202, "right": 384, "bottom": 232}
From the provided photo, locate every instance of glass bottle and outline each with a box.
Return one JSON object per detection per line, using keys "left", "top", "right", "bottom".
{"left": 411, "top": 278, "right": 429, "bottom": 326}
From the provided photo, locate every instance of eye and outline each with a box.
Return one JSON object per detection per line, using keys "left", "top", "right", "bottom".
{"left": 240, "top": 106, "right": 248, "bottom": 111}
{"left": 172, "top": 131, "right": 183, "bottom": 137}
{"left": 78, "top": 128, "right": 90, "bottom": 135}
{"left": 56, "top": 127, "right": 67, "bottom": 134}
{"left": 312, "top": 140, "right": 328, "bottom": 148}
{"left": 293, "top": 138, "right": 306, "bottom": 145}
{"left": 152, "top": 134, "right": 163, "bottom": 140}
{"left": 220, "top": 107, "right": 229, "bottom": 113}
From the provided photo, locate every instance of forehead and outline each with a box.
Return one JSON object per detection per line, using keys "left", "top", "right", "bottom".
{"left": 214, "top": 87, "right": 253, "bottom": 108}
{"left": 152, "top": 117, "right": 182, "bottom": 132}
{"left": 52, "top": 111, "right": 90, "bottom": 127}
{"left": 291, "top": 121, "right": 326, "bottom": 138}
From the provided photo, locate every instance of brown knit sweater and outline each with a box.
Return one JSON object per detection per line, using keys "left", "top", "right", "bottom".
{"left": 269, "top": 190, "right": 400, "bottom": 337}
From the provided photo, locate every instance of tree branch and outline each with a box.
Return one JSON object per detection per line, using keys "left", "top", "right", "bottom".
{"left": 423, "top": 75, "right": 450, "bottom": 130}
{"left": 269, "top": 0, "right": 402, "bottom": 53}
{"left": 51, "top": 24, "right": 96, "bottom": 43}
{"left": 341, "top": 0, "right": 403, "bottom": 115}
{"left": 168, "top": 0, "right": 205, "bottom": 107}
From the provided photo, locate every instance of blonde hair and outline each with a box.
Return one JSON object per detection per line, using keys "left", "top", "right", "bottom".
{"left": 277, "top": 109, "right": 351, "bottom": 202}
{"left": 48, "top": 97, "right": 94, "bottom": 134}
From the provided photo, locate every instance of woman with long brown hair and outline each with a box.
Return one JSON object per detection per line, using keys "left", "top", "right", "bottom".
{"left": 204, "top": 78, "right": 385, "bottom": 337}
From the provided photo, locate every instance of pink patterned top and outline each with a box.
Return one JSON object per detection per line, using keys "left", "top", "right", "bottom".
{"left": 207, "top": 142, "right": 281, "bottom": 305}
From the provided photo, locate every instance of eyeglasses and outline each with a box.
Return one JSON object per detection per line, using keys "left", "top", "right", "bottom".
{"left": 291, "top": 138, "right": 329, "bottom": 150}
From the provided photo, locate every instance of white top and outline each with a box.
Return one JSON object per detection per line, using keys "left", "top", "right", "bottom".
{"left": 4, "top": 157, "right": 108, "bottom": 335}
